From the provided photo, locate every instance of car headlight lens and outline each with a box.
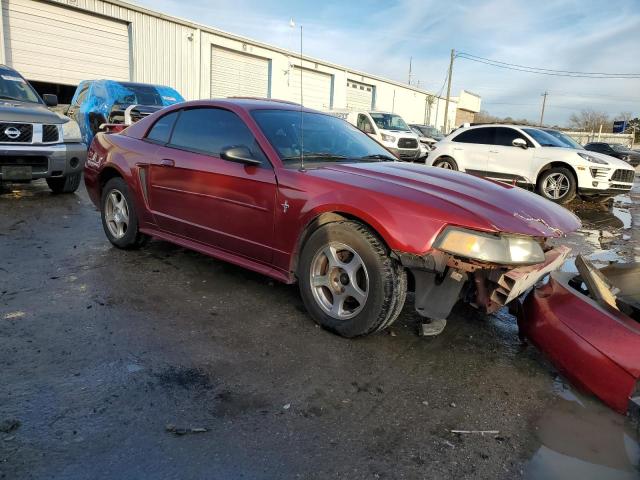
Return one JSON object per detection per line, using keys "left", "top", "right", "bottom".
{"left": 433, "top": 227, "right": 545, "bottom": 265}
{"left": 381, "top": 133, "right": 396, "bottom": 143}
{"left": 578, "top": 152, "right": 607, "bottom": 165}
{"left": 62, "top": 119, "right": 82, "bottom": 143}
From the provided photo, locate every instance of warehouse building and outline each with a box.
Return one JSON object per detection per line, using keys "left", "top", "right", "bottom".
{"left": 0, "top": 0, "right": 480, "bottom": 131}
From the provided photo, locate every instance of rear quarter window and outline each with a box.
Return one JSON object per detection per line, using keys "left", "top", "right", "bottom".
{"left": 146, "top": 111, "right": 179, "bottom": 144}
{"left": 452, "top": 127, "right": 495, "bottom": 144}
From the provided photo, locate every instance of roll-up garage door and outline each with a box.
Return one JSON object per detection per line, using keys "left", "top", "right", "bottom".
{"left": 289, "top": 67, "right": 332, "bottom": 110}
{"left": 347, "top": 80, "right": 374, "bottom": 111}
{"left": 210, "top": 46, "right": 270, "bottom": 98}
{"left": 2, "top": 0, "right": 130, "bottom": 84}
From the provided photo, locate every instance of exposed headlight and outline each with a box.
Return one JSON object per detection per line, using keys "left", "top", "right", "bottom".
{"left": 577, "top": 152, "right": 607, "bottom": 165}
{"left": 433, "top": 227, "right": 545, "bottom": 265}
{"left": 381, "top": 133, "right": 396, "bottom": 143}
{"left": 62, "top": 119, "right": 82, "bottom": 143}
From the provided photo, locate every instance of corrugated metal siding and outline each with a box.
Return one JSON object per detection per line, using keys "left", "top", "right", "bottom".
{"left": 346, "top": 80, "right": 374, "bottom": 111}
{"left": 2, "top": 0, "right": 129, "bottom": 84}
{"left": 48, "top": 0, "right": 199, "bottom": 99}
{"left": 210, "top": 46, "right": 269, "bottom": 99}
{"left": 289, "top": 67, "right": 332, "bottom": 110}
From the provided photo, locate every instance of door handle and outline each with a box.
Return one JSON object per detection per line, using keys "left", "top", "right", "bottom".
{"left": 160, "top": 159, "right": 175, "bottom": 167}
{"left": 489, "top": 150, "right": 499, "bottom": 153}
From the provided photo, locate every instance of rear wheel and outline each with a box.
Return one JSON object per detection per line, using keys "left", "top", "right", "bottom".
{"left": 537, "top": 167, "right": 576, "bottom": 204}
{"left": 46, "top": 172, "right": 81, "bottom": 194}
{"left": 298, "top": 221, "right": 407, "bottom": 338}
{"left": 101, "top": 177, "right": 149, "bottom": 249}
{"left": 433, "top": 156, "right": 458, "bottom": 170}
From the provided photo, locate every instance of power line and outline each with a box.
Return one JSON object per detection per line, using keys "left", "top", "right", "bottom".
{"left": 455, "top": 52, "right": 640, "bottom": 79}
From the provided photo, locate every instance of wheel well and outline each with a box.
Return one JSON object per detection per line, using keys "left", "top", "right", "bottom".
{"left": 98, "top": 167, "right": 122, "bottom": 196}
{"left": 291, "top": 212, "right": 390, "bottom": 277}
{"left": 536, "top": 162, "right": 578, "bottom": 185}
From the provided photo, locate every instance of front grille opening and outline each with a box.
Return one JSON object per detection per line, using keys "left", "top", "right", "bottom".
{"left": 398, "top": 138, "right": 418, "bottom": 149}
{"left": 611, "top": 169, "right": 635, "bottom": 183}
{"left": 42, "top": 125, "right": 59, "bottom": 143}
{"left": 0, "top": 123, "right": 33, "bottom": 143}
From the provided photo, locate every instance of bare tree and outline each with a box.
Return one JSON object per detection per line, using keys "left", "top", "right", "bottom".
{"left": 474, "top": 110, "right": 534, "bottom": 125}
{"left": 614, "top": 111, "right": 633, "bottom": 122}
{"left": 568, "top": 109, "right": 611, "bottom": 132}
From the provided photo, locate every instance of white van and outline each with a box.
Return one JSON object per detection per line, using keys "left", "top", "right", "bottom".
{"left": 347, "top": 111, "right": 421, "bottom": 161}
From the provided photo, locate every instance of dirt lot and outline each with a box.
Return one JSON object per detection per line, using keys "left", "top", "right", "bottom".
{"left": 1, "top": 179, "right": 639, "bottom": 480}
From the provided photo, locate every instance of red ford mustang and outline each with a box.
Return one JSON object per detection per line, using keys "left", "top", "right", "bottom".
{"left": 84, "top": 98, "right": 580, "bottom": 338}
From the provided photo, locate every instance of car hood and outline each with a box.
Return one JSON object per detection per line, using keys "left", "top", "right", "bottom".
{"left": 310, "top": 162, "right": 581, "bottom": 238}
{"left": 0, "top": 100, "right": 68, "bottom": 124}
{"left": 568, "top": 148, "right": 636, "bottom": 169}
{"left": 380, "top": 129, "right": 419, "bottom": 138}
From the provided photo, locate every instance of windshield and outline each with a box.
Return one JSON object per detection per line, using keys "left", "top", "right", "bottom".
{"left": 523, "top": 128, "right": 569, "bottom": 148}
{"left": 541, "top": 129, "right": 584, "bottom": 150}
{"left": 252, "top": 109, "right": 397, "bottom": 167}
{"left": 0, "top": 69, "right": 42, "bottom": 104}
{"left": 370, "top": 113, "right": 410, "bottom": 132}
{"left": 110, "top": 82, "right": 183, "bottom": 107}
{"left": 611, "top": 144, "right": 631, "bottom": 153}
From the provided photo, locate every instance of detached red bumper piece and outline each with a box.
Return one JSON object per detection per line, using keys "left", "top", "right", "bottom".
{"left": 518, "top": 256, "right": 640, "bottom": 417}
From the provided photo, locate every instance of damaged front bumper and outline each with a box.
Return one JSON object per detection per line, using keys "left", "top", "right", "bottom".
{"left": 516, "top": 257, "right": 640, "bottom": 419}
{"left": 395, "top": 245, "right": 570, "bottom": 321}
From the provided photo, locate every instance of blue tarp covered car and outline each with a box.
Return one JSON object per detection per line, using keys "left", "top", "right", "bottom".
{"left": 67, "top": 80, "right": 184, "bottom": 144}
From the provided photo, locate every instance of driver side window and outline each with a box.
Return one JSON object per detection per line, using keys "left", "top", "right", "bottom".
{"left": 167, "top": 107, "right": 268, "bottom": 165}
{"left": 357, "top": 114, "right": 375, "bottom": 134}
{"left": 494, "top": 127, "right": 532, "bottom": 147}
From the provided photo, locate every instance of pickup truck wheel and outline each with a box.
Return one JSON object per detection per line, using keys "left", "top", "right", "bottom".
{"left": 298, "top": 221, "right": 407, "bottom": 338}
{"left": 101, "top": 177, "right": 149, "bottom": 249}
{"left": 537, "top": 167, "right": 576, "bottom": 204}
{"left": 46, "top": 172, "right": 81, "bottom": 194}
{"left": 433, "top": 157, "right": 458, "bottom": 170}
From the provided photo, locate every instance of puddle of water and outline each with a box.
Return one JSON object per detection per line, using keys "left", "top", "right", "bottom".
{"left": 524, "top": 377, "right": 640, "bottom": 480}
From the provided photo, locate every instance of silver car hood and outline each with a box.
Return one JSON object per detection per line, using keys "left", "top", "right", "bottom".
{"left": 0, "top": 100, "right": 68, "bottom": 124}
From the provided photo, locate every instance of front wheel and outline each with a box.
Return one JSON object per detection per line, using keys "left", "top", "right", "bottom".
{"left": 537, "top": 167, "right": 576, "bottom": 204}
{"left": 298, "top": 221, "right": 407, "bottom": 338}
{"left": 101, "top": 177, "right": 149, "bottom": 249}
{"left": 433, "top": 157, "right": 458, "bottom": 170}
{"left": 46, "top": 172, "right": 81, "bottom": 194}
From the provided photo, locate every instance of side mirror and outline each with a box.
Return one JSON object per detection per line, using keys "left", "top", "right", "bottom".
{"left": 42, "top": 94, "right": 58, "bottom": 107}
{"left": 512, "top": 138, "right": 528, "bottom": 149}
{"left": 220, "top": 146, "right": 261, "bottom": 166}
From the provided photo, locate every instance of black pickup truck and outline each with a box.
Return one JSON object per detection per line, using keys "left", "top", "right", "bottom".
{"left": 0, "top": 65, "right": 86, "bottom": 193}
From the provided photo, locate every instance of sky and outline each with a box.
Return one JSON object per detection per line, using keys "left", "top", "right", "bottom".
{"left": 133, "top": 0, "right": 640, "bottom": 126}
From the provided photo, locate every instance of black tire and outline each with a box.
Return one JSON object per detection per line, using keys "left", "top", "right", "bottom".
{"left": 298, "top": 220, "right": 407, "bottom": 338}
{"left": 100, "top": 177, "right": 149, "bottom": 249}
{"left": 46, "top": 172, "right": 82, "bottom": 194}
{"left": 433, "top": 156, "right": 458, "bottom": 170}
{"left": 536, "top": 167, "right": 577, "bottom": 204}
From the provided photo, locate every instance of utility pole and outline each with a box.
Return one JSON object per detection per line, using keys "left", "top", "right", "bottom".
{"left": 539, "top": 91, "right": 548, "bottom": 126}
{"left": 408, "top": 57, "right": 413, "bottom": 85}
{"left": 443, "top": 49, "right": 455, "bottom": 134}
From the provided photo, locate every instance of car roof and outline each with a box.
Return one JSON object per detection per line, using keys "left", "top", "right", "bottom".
{"left": 173, "top": 97, "right": 325, "bottom": 114}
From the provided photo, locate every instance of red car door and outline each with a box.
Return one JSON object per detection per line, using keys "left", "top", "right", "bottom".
{"left": 146, "top": 107, "right": 277, "bottom": 264}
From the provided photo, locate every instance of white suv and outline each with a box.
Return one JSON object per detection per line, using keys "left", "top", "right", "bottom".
{"left": 427, "top": 124, "right": 636, "bottom": 203}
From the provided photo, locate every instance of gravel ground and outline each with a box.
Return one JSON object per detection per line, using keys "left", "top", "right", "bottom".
{"left": 1, "top": 179, "right": 638, "bottom": 480}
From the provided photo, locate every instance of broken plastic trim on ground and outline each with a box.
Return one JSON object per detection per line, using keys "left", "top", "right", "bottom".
{"left": 516, "top": 254, "right": 640, "bottom": 420}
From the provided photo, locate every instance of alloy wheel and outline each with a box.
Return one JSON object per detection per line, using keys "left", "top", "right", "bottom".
{"left": 104, "top": 189, "right": 130, "bottom": 239}
{"left": 309, "top": 242, "right": 369, "bottom": 320}
{"left": 543, "top": 173, "right": 570, "bottom": 199}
